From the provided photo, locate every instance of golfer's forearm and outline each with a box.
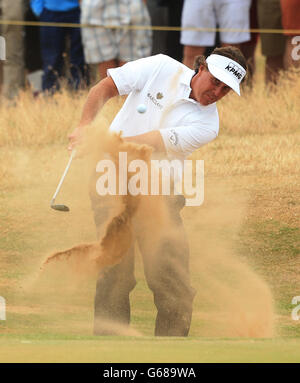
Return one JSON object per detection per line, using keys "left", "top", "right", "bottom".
{"left": 78, "top": 77, "right": 118, "bottom": 127}
{"left": 124, "top": 131, "right": 166, "bottom": 153}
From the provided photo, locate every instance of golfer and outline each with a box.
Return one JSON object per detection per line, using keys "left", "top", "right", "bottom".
{"left": 69, "top": 46, "right": 247, "bottom": 336}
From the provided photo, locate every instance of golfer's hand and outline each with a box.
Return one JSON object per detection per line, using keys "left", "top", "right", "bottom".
{"left": 68, "top": 126, "right": 86, "bottom": 152}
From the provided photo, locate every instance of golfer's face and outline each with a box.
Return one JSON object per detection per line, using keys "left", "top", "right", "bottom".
{"left": 190, "top": 67, "right": 232, "bottom": 105}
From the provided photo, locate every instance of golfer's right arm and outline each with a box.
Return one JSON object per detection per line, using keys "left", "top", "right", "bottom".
{"left": 68, "top": 77, "right": 119, "bottom": 151}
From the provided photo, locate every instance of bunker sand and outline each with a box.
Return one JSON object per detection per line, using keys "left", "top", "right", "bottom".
{"left": 37, "top": 81, "right": 277, "bottom": 338}
{"left": 42, "top": 195, "right": 138, "bottom": 275}
{"left": 41, "top": 129, "right": 157, "bottom": 277}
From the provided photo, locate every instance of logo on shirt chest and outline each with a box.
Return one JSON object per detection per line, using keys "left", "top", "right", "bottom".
{"left": 147, "top": 92, "right": 163, "bottom": 109}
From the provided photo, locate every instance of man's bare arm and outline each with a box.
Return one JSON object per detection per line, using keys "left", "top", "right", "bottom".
{"left": 124, "top": 131, "right": 166, "bottom": 153}
{"left": 68, "top": 76, "right": 119, "bottom": 150}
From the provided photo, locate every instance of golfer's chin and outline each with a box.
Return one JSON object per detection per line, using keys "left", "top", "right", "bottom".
{"left": 199, "top": 100, "right": 209, "bottom": 106}
{"left": 199, "top": 98, "right": 213, "bottom": 106}
{"left": 198, "top": 94, "right": 216, "bottom": 106}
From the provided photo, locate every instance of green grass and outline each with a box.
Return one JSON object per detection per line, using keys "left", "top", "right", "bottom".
{"left": 1, "top": 337, "right": 300, "bottom": 363}
{"left": 1, "top": 172, "right": 300, "bottom": 361}
{"left": 1, "top": 202, "right": 299, "bottom": 361}
{"left": 236, "top": 219, "right": 300, "bottom": 338}
{"left": 0, "top": 130, "right": 299, "bottom": 362}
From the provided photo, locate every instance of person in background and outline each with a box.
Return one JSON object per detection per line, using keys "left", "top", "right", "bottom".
{"left": 147, "top": 0, "right": 168, "bottom": 57}
{"left": 80, "top": 0, "right": 152, "bottom": 80}
{"left": 1, "top": 0, "right": 25, "bottom": 99}
{"left": 257, "top": 0, "right": 285, "bottom": 84}
{"left": 31, "top": 0, "right": 89, "bottom": 93}
{"left": 149, "top": 0, "right": 184, "bottom": 61}
{"left": 0, "top": 0, "right": 4, "bottom": 93}
{"left": 1, "top": 1, "right": 44, "bottom": 98}
{"left": 25, "top": 5, "right": 43, "bottom": 96}
{"left": 180, "top": 0, "right": 251, "bottom": 69}
{"left": 240, "top": 0, "right": 259, "bottom": 86}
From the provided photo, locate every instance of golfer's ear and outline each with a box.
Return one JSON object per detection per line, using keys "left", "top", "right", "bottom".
{"left": 198, "top": 65, "right": 207, "bottom": 74}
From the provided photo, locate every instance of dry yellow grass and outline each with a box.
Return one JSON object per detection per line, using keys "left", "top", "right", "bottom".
{"left": 218, "top": 68, "right": 300, "bottom": 136}
{"left": 0, "top": 70, "right": 298, "bottom": 179}
{"left": 0, "top": 65, "right": 299, "bottom": 339}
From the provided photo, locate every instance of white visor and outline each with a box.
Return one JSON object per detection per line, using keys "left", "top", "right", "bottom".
{"left": 206, "top": 54, "right": 246, "bottom": 96}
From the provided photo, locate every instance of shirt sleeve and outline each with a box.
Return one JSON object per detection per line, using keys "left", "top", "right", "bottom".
{"left": 160, "top": 124, "right": 218, "bottom": 158}
{"left": 107, "top": 54, "right": 166, "bottom": 96}
{"left": 30, "top": 0, "right": 44, "bottom": 17}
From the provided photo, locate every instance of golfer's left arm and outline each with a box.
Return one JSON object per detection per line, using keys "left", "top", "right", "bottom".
{"left": 124, "top": 131, "right": 166, "bottom": 153}
{"left": 126, "top": 123, "right": 219, "bottom": 158}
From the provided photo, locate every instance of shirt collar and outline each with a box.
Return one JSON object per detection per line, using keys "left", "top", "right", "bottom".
{"left": 180, "top": 67, "right": 194, "bottom": 88}
{"left": 179, "top": 67, "right": 197, "bottom": 103}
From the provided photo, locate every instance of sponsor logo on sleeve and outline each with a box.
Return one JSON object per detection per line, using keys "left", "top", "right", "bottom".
{"left": 168, "top": 129, "right": 178, "bottom": 146}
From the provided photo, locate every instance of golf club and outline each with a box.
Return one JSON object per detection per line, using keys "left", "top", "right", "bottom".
{"left": 50, "top": 149, "right": 76, "bottom": 212}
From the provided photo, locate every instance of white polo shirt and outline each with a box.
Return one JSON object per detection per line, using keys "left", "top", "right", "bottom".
{"left": 108, "top": 54, "right": 219, "bottom": 160}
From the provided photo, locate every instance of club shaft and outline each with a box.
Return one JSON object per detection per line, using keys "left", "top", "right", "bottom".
{"left": 51, "top": 150, "right": 76, "bottom": 204}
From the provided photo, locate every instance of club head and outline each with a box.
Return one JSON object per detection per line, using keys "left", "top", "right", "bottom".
{"left": 51, "top": 204, "right": 70, "bottom": 212}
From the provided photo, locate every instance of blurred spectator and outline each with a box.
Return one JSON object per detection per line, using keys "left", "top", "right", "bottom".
{"left": 80, "top": 0, "right": 152, "bottom": 80}
{"left": 280, "top": 0, "right": 300, "bottom": 69}
{"left": 31, "top": 0, "right": 89, "bottom": 93}
{"left": 180, "top": 0, "right": 251, "bottom": 68}
{"left": 0, "top": 0, "right": 3, "bottom": 93}
{"left": 0, "top": 1, "right": 43, "bottom": 98}
{"left": 25, "top": 5, "right": 43, "bottom": 96}
{"left": 147, "top": 0, "right": 168, "bottom": 56}
{"left": 257, "top": 0, "right": 286, "bottom": 84}
{"left": 163, "top": 0, "right": 184, "bottom": 61}
{"left": 1, "top": 0, "right": 25, "bottom": 99}
{"left": 240, "top": 0, "right": 259, "bottom": 86}
{"left": 146, "top": 0, "right": 184, "bottom": 61}
{"left": 155, "top": 0, "right": 184, "bottom": 61}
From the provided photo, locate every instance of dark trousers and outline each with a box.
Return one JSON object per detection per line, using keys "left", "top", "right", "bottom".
{"left": 91, "top": 194, "right": 196, "bottom": 337}
{"left": 39, "top": 7, "right": 88, "bottom": 92}
{"left": 25, "top": 5, "right": 42, "bottom": 72}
